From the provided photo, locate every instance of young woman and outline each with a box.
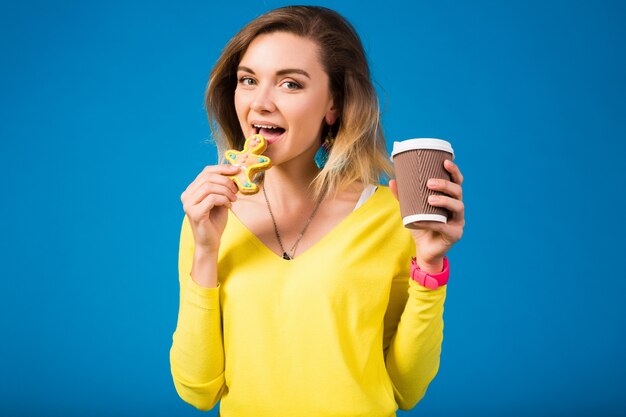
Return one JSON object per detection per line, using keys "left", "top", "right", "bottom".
{"left": 170, "top": 6, "right": 465, "bottom": 417}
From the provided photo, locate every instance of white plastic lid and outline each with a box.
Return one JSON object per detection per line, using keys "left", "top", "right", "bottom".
{"left": 390, "top": 138, "right": 454, "bottom": 160}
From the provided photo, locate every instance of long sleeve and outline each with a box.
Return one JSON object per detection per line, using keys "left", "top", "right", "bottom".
{"left": 383, "top": 246, "right": 447, "bottom": 410}
{"left": 167, "top": 186, "right": 449, "bottom": 416}
{"left": 169, "top": 215, "right": 227, "bottom": 411}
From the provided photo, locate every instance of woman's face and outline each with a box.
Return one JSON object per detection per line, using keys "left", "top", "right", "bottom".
{"left": 234, "top": 32, "right": 337, "bottom": 168}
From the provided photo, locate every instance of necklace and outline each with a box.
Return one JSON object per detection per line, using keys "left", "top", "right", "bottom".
{"left": 261, "top": 184, "right": 324, "bottom": 260}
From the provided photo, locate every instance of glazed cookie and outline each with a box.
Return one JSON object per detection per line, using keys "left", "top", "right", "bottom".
{"left": 225, "top": 134, "right": 272, "bottom": 195}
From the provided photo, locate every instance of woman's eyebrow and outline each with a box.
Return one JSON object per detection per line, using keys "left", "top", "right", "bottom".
{"left": 237, "top": 66, "right": 311, "bottom": 79}
{"left": 275, "top": 68, "right": 311, "bottom": 79}
{"left": 237, "top": 66, "right": 255, "bottom": 74}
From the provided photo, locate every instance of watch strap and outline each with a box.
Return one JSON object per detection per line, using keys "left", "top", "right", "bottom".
{"left": 410, "top": 256, "right": 450, "bottom": 290}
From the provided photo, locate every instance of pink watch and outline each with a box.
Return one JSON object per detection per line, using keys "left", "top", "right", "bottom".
{"left": 410, "top": 256, "right": 450, "bottom": 290}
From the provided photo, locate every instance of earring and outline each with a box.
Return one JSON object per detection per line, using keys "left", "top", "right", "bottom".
{"left": 314, "top": 127, "right": 335, "bottom": 169}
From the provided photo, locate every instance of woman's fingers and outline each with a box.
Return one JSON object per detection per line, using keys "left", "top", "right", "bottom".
{"left": 389, "top": 179, "right": 399, "bottom": 200}
{"left": 181, "top": 165, "right": 242, "bottom": 250}
{"left": 187, "top": 182, "right": 238, "bottom": 208}
{"left": 379, "top": 163, "right": 464, "bottom": 197}
{"left": 182, "top": 164, "right": 240, "bottom": 200}
{"left": 428, "top": 194, "right": 465, "bottom": 224}
{"left": 427, "top": 178, "right": 463, "bottom": 201}
{"left": 397, "top": 160, "right": 466, "bottom": 250}
{"left": 181, "top": 165, "right": 243, "bottom": 217}
{"left": 193, "top": 193, "right": 233, "bottom": 215}
{"left": 444, "top": 159, "right": 463, "bottom": 186}
{"left": 182, "top": 172, "right": 240, "bottom": 209}
{"left": 425, "top": 160, "right": 464, "bottom": 200}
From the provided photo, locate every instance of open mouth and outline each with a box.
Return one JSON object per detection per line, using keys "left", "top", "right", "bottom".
{"left": 253, "top": 124, "right": 286, "bottom": 143}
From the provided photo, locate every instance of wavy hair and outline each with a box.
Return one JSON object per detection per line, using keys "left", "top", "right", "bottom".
{"left": 205, "top": 5, "right": 392, "bottom": 199}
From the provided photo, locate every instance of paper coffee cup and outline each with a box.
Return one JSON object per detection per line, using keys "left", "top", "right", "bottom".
{"left": 391, "top": 138, "right": 455, "bottom": 228}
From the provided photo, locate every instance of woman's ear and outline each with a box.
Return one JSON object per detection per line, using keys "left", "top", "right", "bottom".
{"left": 325, "top": 105, "right": 339, "bottom": 126}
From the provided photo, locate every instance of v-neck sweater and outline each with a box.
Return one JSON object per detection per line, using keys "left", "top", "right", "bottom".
{"left": 170, "top": 185, "right": 447, "bottom": 417}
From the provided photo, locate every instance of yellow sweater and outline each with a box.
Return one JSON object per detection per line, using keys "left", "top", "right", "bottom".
{"left": 170, "top": 186, "right": 446, "bottom": 417}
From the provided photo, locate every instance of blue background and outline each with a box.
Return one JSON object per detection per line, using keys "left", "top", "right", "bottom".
{"left": 1, "top": 0, "right": 625, "bottom": 416}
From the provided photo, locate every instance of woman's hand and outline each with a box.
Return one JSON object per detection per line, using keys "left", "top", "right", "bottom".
{"left": 389, "top": 159, "right": 465, "bottom": 270}
{"left": 180, "top": 164, "right": 241, "bottom": 254}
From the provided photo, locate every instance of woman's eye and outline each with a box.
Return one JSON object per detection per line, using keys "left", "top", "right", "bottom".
{"left": 281, "top": 81, "right": 302, "bottom": 90}
{"left": 238, "top": 77, "right": 255, "bottom": 86}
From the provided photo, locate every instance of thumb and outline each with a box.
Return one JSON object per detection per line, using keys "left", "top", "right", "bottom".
{"left": 389, "top": 179, "right": 399, "bottom": 200}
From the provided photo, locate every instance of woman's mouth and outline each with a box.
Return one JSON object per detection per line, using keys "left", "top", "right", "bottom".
{"left": 253, "top": 124, "right": 286, "bottom": 144}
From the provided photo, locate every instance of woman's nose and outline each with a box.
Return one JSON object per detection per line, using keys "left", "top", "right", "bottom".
{"left": 251, "top": 86, "right": 276, "bottom": 113}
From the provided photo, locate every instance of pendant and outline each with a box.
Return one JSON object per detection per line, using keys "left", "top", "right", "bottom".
{"left": 282, "top": 252, "right": 292, "bottom": 260}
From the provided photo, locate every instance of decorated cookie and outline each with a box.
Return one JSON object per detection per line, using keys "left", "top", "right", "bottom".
{"left": 225, "top": 134, "right": 272, "bottom": 195}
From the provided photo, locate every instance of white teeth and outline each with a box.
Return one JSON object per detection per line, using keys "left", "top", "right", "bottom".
{"left": 253, "top": 124, "right": 280, "bottom": 130}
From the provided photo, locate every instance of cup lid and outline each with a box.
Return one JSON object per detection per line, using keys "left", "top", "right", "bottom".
{"left": 390, "top": 138, "right": 454, "bottom": 160}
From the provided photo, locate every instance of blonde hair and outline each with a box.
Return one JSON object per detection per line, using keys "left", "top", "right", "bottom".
{"left": 205, "top": 6, "right": 392, "bottom": 200}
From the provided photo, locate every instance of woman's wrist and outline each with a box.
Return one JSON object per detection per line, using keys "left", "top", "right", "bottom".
{"left": 411, "top": 256, "right": 449, "bottom": 290}
{"left": 191, "top": 248, "right": 220, "bottom": 288}
{"left": 413, "top": 255, "right": 445, "bottom": 274}
{"left": 194, "top": 243, "right": 220, "bottom": 259}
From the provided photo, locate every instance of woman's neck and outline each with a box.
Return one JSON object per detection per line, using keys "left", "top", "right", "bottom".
{"left": 262, "top": 160, "right": 321, "bottom": 210}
